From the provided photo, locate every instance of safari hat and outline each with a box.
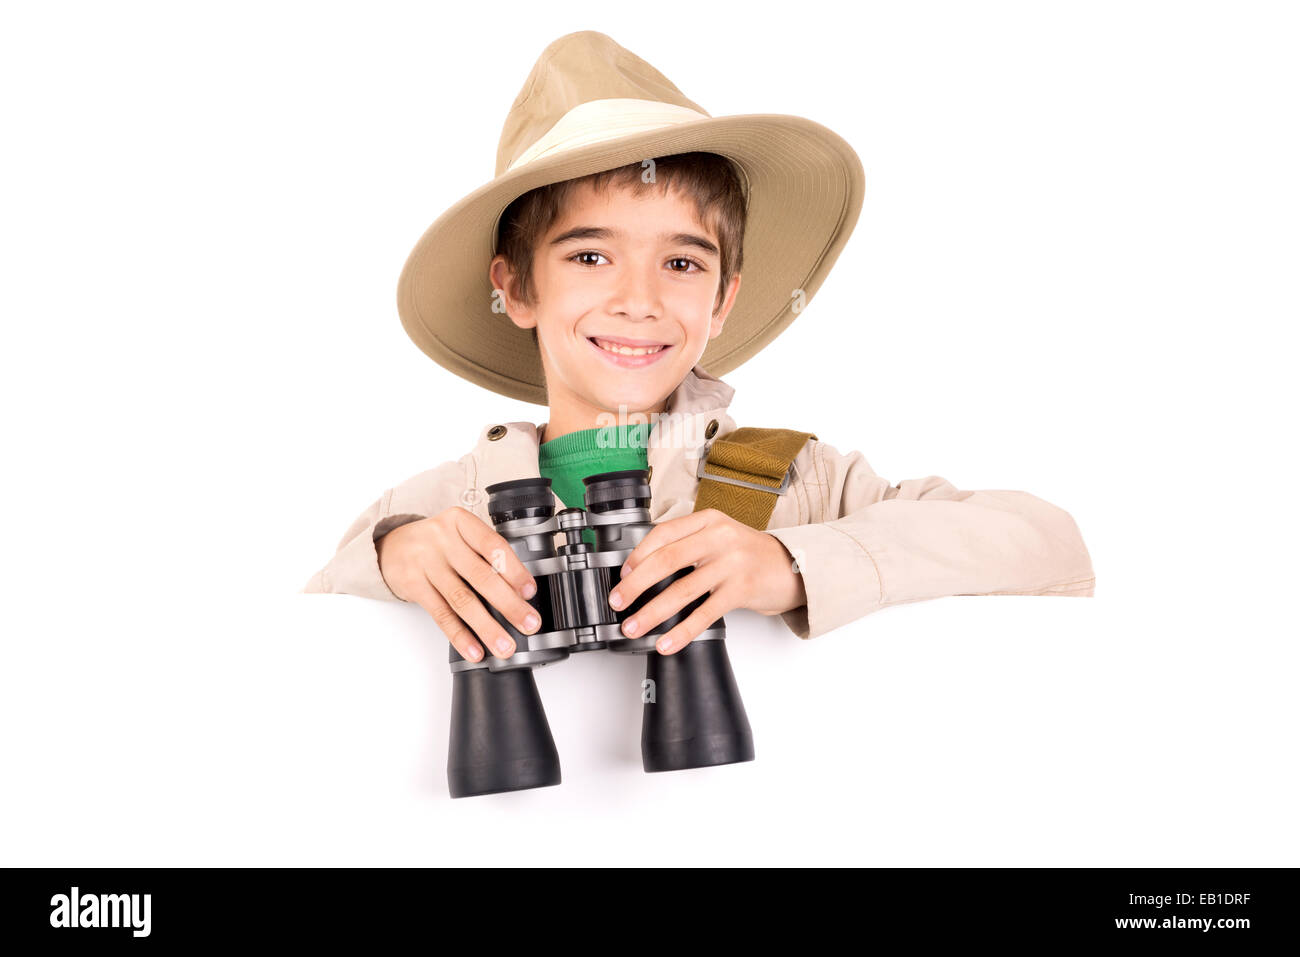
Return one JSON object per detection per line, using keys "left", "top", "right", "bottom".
{"left": 396, "top": 30, "right": 865, "bottom": 405}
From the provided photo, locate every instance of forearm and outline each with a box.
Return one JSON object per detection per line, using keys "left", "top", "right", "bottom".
{"left": 767, "top": 488, "right": 1094, "bottom": 640}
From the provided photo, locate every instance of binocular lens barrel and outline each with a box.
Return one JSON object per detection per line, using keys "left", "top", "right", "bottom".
{"left": 447, "top": 667, "right": 562, "bottom": 798}
{"left": 642, "top": 637, "right": 755, "bottom": 772}
{"left": 447, "top": 477, "right": 562, "bottom": 798}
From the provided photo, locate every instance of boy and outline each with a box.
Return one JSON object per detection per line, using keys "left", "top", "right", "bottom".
{"left": 303, "top": 31, "right": 1095, "bottom": 665}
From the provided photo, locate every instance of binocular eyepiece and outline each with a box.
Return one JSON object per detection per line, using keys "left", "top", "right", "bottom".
{"left": 447, "top": 469, "right": 754, "bottom": 798}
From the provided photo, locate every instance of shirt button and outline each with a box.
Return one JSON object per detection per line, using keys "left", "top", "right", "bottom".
{"left": 704, "top": 419, "right": 719, "bottom": 439}
{"left": 487, "top": 425, "right": 507, "bottom": 441}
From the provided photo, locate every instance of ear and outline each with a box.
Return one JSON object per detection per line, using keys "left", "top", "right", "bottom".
{"left": 489, "top": 255, "right": 536, "bottom": 330}
{"left": 709, "top": 272, "right": 742, "bottom": 339}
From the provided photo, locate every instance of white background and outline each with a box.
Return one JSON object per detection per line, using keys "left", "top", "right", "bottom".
{"left": 2, "top": 1, "right": 1296, "bottom": 866}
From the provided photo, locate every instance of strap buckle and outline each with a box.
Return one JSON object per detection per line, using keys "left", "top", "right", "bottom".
{"left": 695, "top": 452, "right": 793, "bottom": 495}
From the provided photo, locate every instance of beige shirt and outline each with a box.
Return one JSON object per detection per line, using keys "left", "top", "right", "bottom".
{"left": 302, "top": 364, "right": 1096, "bottom": 639}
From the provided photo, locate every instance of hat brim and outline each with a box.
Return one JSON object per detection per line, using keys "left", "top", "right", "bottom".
{"left": 396, "top": 114, "right": 865, "bottom": 405}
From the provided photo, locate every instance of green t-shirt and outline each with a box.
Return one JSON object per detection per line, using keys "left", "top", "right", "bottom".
{"left": 538, "top": 421, "right": 654, "bottom": 546}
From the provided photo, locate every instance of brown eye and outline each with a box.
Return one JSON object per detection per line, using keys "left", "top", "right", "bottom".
{"left": 569, "top": 251, "right": 608, "bottom": 267}
{"left": 668, "top": 257, "right": 704, "bottom": 273}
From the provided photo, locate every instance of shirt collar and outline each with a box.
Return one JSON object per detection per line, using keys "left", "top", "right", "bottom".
{"left": 662, "top": 361, "right": 736, "bottom": 417}
{"left": 470, "top": 362, "right": 737, "bottom": 492}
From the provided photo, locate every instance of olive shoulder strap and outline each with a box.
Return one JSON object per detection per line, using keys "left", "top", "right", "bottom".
{"left": 691, "top": 427, "right": 817, "bottom": 531}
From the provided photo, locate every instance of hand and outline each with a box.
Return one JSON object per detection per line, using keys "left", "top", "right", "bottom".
{"left": 376, "top": 507, "right": 541, "bottom": 662}
{"left": 607, "top": 508, "right": 807, "bottom": 655}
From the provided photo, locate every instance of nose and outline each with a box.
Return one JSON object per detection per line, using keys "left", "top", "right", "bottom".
{"left": 609, "top": 257, "right": 663, "bottom": 322}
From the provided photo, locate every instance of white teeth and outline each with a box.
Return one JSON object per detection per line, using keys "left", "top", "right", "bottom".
{"left": 594, "top": 338, "right": 665, "bottom": 356}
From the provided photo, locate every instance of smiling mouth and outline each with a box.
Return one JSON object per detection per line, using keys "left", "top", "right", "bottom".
{"left": 586, "top": 336, "right": 673, "bottom": 369}
{"left": 588, "top": 336, "right": 669, "bottom": 357}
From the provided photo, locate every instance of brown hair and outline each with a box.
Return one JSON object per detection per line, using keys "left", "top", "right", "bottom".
{"left": 495, "top": 151, "right": 747, "bottom": 326}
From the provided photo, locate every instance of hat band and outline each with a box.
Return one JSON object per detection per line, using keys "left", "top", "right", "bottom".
{"left": 505, "top": 98, "right": 711, "bottom": 173}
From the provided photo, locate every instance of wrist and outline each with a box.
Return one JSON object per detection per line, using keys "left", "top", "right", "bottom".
{"left": 763, "top": 533, "right": 808, "bottom": 616}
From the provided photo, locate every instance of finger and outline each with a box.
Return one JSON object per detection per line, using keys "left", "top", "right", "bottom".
{"left": 425, "top": 561, "right": 519, "bottom": 660}
{"left": 654, "top": 590, "right": 733, "bottom": 656}
{"left": 444, "top": 534, "right": 541, "bottom": 643}
{"left": 623, "top": 510, "right": 714, "bottom": 575}
{"left": 403, "top": 573, "right": 486, "bottom": 663}
{"left": 456, "top": 510, "right": 538, "bottom": 599}
{"left": 621, "top": 564, "right": 718, "bottom": 642}
{"left": 613, "top": 530, "right": 712, "bottom": 612}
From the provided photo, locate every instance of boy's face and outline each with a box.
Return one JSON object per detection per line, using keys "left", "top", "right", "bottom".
{"left": 492, "top": 179, "right": 741, "bottom": 422}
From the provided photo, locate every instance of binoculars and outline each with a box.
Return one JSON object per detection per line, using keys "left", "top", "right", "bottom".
{"left": 447, "top": 468, "right": 754, "bottom": 798}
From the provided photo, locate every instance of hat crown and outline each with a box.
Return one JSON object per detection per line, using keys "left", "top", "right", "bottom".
{"left": 495, "top": 31, "right": 711, "bottom": 177}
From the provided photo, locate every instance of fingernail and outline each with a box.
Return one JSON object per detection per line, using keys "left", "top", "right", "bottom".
{"left": 609, "top": 590, "right": 623, "bottom": 609}
{"left": 524, "top": 613, "right": 539, "bottom": 632}
{"left": 657, "top": 637, "right": 673, "bottom": 653}
{"left": 496, "top": 638, "right": 513, "bottom": 655}
{"left": 522, "top": 581, "right": 537, "bottom": 599}
{"left": 466, "top": 644, "right": 482, "bottom": 661}
{"left": 623, "top": 618, "right": 639, "bottom": 637}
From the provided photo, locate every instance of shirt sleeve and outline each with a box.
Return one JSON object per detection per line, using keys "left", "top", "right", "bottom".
{"left": 764, "top": 440, "right": 1096, "bottom": 640}
{"left": 301, "top": 458, "right": 468, "bottom": 601}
